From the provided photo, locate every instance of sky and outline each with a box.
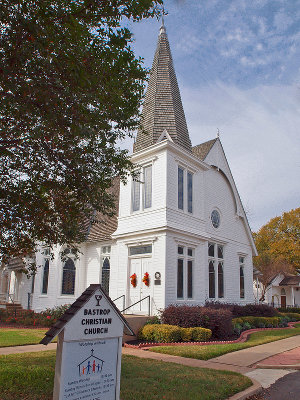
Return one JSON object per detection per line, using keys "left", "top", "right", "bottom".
{"left": 122, "top": 0, "right": 300, "bottom": 232}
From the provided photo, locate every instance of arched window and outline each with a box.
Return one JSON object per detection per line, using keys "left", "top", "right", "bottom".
{"left": 209, "top": 261, "right": 215, "bottom": 298}
{"left": 42, "top": 259, "right": 49, "bottom": 294}
{"left": 218, "top": 262, "right": 224, "bottom": 298}
{"left": 62, "top": 258, "right": 76, "bottom": 295}
{"left": 281, "top": 288, "right": 286, "bottom": 296}
{"left": 101, "top": 257, "right": 110, "bottom": 295}
{"left": 240, "top": 267, "right": 245, "bottom": 299}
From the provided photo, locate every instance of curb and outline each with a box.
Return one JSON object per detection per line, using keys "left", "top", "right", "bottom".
{"left": 227, "top": 378, "right": 262, "bottom": 400}
{"left": 255, "top": 363, "right": 300, "bottom": 370}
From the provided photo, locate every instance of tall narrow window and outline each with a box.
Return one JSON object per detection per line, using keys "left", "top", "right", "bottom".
{"left": 209, "top": 261, "right": 215, "bottom": 298}
{"left": 187, "top": 260, "right": 193, "bottom": 298}
{"left": 41, "top": 259, "right": 49, "bottom": 294}
{"left": 144, "top": 165, "right": 152, "bottom": 208}
{"left": 132, "top": 172, "right": 140, "bottom": 212}
{"left": 239, "top": 257, "right": 245, "bottom": 299}
{"left": 178, "top": 167, "right": 184, "bottom": 210}
{"left": 62, "top": 258, "right": 76, "bottom": 295}
{"left": 177, "top": 259, "right": 184, "bottom": 299}
{"left": 187, "top": 172, "right": 193, "bottom": 213}
{"left": 101, "top": 257, "right": 110, "bottom": 295}
{"left": 218, "top": 262, "right": 224, "bottom": 298}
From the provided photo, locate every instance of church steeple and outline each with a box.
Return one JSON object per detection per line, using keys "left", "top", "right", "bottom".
{"left": 134, "top": 23, "right": 192, "bottom": 153}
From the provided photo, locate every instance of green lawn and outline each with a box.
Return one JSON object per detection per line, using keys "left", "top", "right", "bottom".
{"left": 0, "top": 329, "right": 48, "bottom": 347}
{"left": 0, "top": 351, "right": 251, "bottom": 400}
{"left": 150, "top": 323, "right": 300, "bottom": 360}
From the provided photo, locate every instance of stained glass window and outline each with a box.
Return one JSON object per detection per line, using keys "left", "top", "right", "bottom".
{"left": 62, "top": 258, "right": 76, "bottom": 295}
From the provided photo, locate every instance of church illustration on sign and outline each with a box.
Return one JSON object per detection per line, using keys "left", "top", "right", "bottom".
{"left": 78, "top": 349, "right": 104, "bottom": 377}
{"left": 0, "top": 22, "right": 257, "bottom": 315}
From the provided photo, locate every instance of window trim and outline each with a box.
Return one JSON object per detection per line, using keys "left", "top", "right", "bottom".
{"left": 131, "top": 164, "right": 153, "bottom": 213}
{"left": 208, "top": 242, "right": 224, "bottom": 299}
{"left": 177, "top": 166, "right": 194, "bottom": 214}
{"left": 176, "top": 245, "right": 195, "bottom": 300}
{"left": 41, "top": 258, "right": 50, "bottom": 295}
{"left": 61, "top": 257, "right": 76, "bottom": 296}
{"left": 239, "top": 256, "right": 245, "bottom": 299}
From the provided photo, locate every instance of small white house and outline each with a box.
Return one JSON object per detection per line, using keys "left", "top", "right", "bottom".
{"left": 0, "top": 23, "right": 257, "bottom": 315}
{"left": 264, "top": 273, "right": 300, "bottom": 308}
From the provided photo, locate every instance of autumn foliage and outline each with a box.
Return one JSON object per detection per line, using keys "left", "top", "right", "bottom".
{"left": 253, "top": 208, "right": 300, "bottom": 300}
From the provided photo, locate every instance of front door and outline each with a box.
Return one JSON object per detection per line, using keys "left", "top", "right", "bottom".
{"left": 281, "top": 295, "right": 286, "bottom": 308}
{"left": 129, "top": 257, "right": 151, "bottom": 314}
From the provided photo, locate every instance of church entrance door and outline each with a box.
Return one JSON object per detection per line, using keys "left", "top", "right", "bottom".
{"left": 129, "top": 257, "right": 151, "bottom": 314}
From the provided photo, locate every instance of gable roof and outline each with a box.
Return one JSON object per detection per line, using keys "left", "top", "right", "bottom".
{"left": 192, "top": 139, "right": 217, "bottom": 161}
{"left": 135, "top": 23, "right": 192, "bottom": 153}
{"left": 40, "top": 284, "right": 134, "bottom": 345}
{"left": 279, "top": 275, "right": 300, "bottom": 286}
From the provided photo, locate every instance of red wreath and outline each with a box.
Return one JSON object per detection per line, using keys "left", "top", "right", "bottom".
{"left": 130, "top": 273, "right": 137, "bottom": 288}
{"left": 142, "top": 272, "right": 150, "bottom": 287}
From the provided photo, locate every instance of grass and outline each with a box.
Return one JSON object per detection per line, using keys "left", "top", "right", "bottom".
{"left": 150, "top": 323, "right": 300, "bottom": 360}
{"left": 0, "top": 351, "right": 252, "bottom": 400}
{"left": 0, "top": 329, "right": 48, "bottom": 347}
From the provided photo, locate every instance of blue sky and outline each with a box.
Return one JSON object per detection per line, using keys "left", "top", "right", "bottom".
{"left": 122, "top": 0, "right": 300, "bottom": 232}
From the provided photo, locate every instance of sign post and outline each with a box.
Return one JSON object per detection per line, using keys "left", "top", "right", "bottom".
{"left": 41, "top": 284, "right": 134, "bottom": 400}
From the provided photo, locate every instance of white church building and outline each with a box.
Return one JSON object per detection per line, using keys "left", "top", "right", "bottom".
{"left": 0, "top": 24, "right": 257, "bottom": 315}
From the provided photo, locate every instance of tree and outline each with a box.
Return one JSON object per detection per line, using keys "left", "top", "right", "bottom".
{"left": 253, "top": 207, "right": 300, "bottom": 301}
{"left": 0, "top": 0, "right": 163, "bottom": 266}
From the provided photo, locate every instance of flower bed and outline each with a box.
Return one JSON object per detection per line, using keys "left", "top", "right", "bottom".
{"left": 0, "top": 304, "right": 70, "bottom": 328}
{"left": 124, "top": 321, "right": 297, "bottom": 349}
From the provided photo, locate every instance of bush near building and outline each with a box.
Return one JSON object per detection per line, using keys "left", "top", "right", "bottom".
{"left": 161, "top": 305, "right": 233, "bottom": 339}
{"left": 0, "top": 305, "right": 70, "bottom": 327}
{"left": 140, "top": 324, "right": 212, "bottom": 343}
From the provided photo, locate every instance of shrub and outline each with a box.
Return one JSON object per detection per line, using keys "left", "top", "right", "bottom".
{"left": 233, "top": 323, "right": 242, "bottom": 336}
{"left": 191, "top": 327, "right": 212, "bottom": 342}
{"left": 242, "top": 322, "right": 252, "bottom": 331}
{"left": 181, "top": 327, "right": 194, "bottom": 342}
{"left": 144, "top": 315, "right": 161, "bottom": 325}
{"left": 205, "top": 301, "right": 278, "bottom": 318}
{"left": 279, "top": 312, "right": 300, "bottom": 321}
{"left": 140, "top": 324, "right": 212, "bottom": 343}
{"left": 141, "top": 324, "right": 182, "bottom": 343}
{"left": 161, "top": 305, "right": 233, "bottom": 339}
{"left": 232, "top": 316, "right": 280, "bottom": 330}
{"left": 278, "top": 307, "right": 300, "bottom": 314}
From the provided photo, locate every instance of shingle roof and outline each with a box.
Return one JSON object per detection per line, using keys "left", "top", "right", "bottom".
{"left": 135, "top": 23, "right": 192, "bottom": 153}
{"left": 279, "top": 275, "right": 300, "bottom": 286}
{"left": 40, "top": 284, "right": 134, "bottom": 345}
{"left": 192, "top": 139, "right": 217, "bottom": 161}
{"left": 85, "top": 178, "right": 120, "bottom": 242}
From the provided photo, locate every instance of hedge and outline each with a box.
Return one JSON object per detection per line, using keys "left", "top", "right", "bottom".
{"left": 279, "top": 312, "right": 300, "bottom": 321}
{"left": 232, "top": 316, "right": 281, "bottom": 329}
{"left": 140, "top": 324, "right": 212, "bottom": 343}
{"left": 278, "top": 307, "right": 300, "bottom": 314}
{"left": 161, "top": 305, "right": 233, "bottom": 339}
{"left": 205, "top": 301, "right": 278, "bottom": 318}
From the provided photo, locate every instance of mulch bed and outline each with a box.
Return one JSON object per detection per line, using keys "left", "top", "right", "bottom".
{"left": 124, "top": 322, "right": 297, "bottom": 349}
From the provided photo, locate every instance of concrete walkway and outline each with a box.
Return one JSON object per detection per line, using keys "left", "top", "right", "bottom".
{"left": 209, "top": 334, "right": 300, "bottom": 367}
{"left": 0, "top": 342, "right": 57, "bottom": 355}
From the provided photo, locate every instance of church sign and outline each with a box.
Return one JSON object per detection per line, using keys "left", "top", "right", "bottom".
{"left": 40, "top": 284, "right": 134, "bottom": 400}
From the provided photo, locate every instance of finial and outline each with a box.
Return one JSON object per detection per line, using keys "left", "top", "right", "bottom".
{"left": 160, "top": 7, "right": 166, "bottom": 35}
{"left": 217, "top": 128, "right": 220, "bottom": 138}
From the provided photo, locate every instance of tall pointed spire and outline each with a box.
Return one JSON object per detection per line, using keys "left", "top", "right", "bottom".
{"left": 135, "top": 23, "right": 192, "bottom": 153}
